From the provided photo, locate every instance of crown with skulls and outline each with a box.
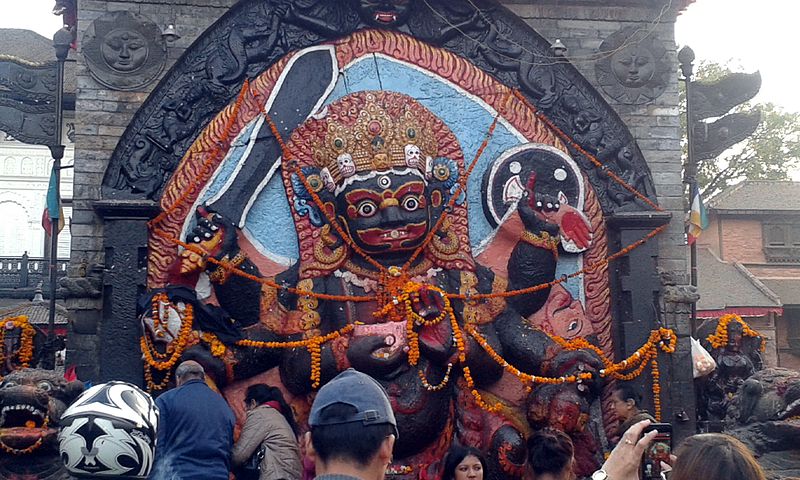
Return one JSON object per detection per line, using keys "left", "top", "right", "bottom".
{"left": 301, "top": 92, "right": 439, "bottom": 193}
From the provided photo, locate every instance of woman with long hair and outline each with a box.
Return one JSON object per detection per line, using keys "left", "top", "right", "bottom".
{"left": 442, "top": 445, "right": 488, "bottom": 480}
{"left": 232, "top": 384, "right": 302, "bottom": 480}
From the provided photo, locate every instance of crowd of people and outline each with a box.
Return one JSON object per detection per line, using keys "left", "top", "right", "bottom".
{"left": 148, "top": 361, "right": 768, "bottom": 480}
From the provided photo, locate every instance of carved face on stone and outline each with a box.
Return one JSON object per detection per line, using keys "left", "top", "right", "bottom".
{"left": 101, "top": 29, "right": 148, "bottom": 72}
{"left": 140, "top": 299, "right": 186, "bottom": 348}
{"left": 611, "top": 45, "right": 656, "bottom": 88}
{"left": 0, "top": 369, "right": 83, "bottom": 453}
{"left": 355, "top": 0, "right": 414, "bottom": 27}
{"left": 726, "top": 321, "right": 744, "bottom": 352}
{"left": 336, "top": 171, "right": 430, "bottom": 255}
{"left": 529, "top": 284, "right": 589, "bottom": 340}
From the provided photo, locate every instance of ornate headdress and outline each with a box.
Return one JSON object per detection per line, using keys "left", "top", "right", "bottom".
{"left": 283, "top": 91, "right": 474, "bottom": 277}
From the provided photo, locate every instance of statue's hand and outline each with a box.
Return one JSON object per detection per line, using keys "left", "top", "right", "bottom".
{"left": 517, "top": 173, "right": 559, "bottom": 236}
{"left": 551, "top": 348, "right": 604, "bottom": 394}
{"left": 179, "top": 207, "right": 240, "bottom": 274}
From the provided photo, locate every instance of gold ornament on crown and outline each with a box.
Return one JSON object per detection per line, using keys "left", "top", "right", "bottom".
{"left": 310, "top": 92, "right": 438, "bottom": 186}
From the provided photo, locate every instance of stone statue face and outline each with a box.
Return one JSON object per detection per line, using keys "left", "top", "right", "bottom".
{"left": 336, "top": 172, "right": 430, "bottom": 255}
{"left": 356, "top": 0, "right": 414, "bottom": 27}
{"left": 101, "top": 29, "right": 148, "bottom": 72}
{"left": 726, "top": 322, "right": 744, "bottom": 352}
{"left": 611, "top": 45, "right": 656, "bottom": 88}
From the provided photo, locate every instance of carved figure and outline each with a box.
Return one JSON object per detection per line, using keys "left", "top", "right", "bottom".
{"left": 82, "top": 11, "right": 166, "bottom": 91}
{"left": 0, "top": 369, "right": 84, "bottom": 479}
{"left": 595, "top": 26, "right": 669, "bottom": 105}
{"left": 697, "top": 315, "right": 764, "bottom": 421}
{"left": 1, "top": 316, "right": 46, "bottom": 375}
{"left": 721, "top": 368, "right": 800, "bottom": 478}
{"left": 145, "top": 91, "right": 608, "bottom": 479}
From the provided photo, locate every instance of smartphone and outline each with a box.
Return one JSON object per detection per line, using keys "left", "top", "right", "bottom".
{"left": 641, "top": 423, "right": 672, "bottom": 480}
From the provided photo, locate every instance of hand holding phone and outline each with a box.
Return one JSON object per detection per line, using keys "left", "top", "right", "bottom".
{"left": 641, "top": 423, "right": 672, "bottom": 479}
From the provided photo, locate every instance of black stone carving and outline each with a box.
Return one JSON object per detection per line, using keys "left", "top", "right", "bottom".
{"left": 82, "top": 11, "right": 166, "bottom": 91}
{"left": 595, "top": 26, "right": 670, "bottom": 105}
{"left": 688, "top": 71, "right": 762, "bottom": 164}
{"left": 0, "top": 57, "right": 59, "bottom": 147}
{"left": 102, "top": 0, "right": 657, "bottom": 215}
{"left": 690, "top": 71, "right": 761, "bottom": 121}
{"left": 207, "top": 47, "right": 336, "bottom": 226}
{"left": 693, "top": 110, "right": 761, "bottom": 161}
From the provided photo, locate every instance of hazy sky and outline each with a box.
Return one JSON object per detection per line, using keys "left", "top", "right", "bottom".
{"left": 2, "top": 0, "right": 798, "bottom": 114}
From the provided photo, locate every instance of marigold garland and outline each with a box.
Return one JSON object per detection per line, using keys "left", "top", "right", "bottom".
{"left": 140, "top": 298, "right": 195, "bottom": 391}
{"left": 236, "top": 324, "right": 355, "bottom": 388}
{"left": 707, "top": 313, "right": 766, "bottom": 352}
{"left": 140, "top": 76, "right": 679, "bottom": 407}
{"left": 0, "top": 315, "right": 36, "bottom": 369}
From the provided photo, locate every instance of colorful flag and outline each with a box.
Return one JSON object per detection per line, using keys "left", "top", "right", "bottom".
{"left": 42, "top": 165, "right": 64, "bottom": 236}
{"left": 687, "top": 182, "right": 709, "bottom": 245}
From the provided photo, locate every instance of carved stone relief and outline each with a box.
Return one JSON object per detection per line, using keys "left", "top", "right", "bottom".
{"left": 82, "top": 11, "right": 166, "bottom": 91}
{"left": 595, "top": 26, "right": 669, "bottom": 105}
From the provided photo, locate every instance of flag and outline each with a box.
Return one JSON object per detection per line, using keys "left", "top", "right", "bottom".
{"left": 687, "top": 182, "right": 709, "bottom": 245}
{"left": 42, "top": 165, "right": 64, "bottom": 236}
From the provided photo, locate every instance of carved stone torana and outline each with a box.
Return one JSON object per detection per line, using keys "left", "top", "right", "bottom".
{"left": 595, "top": 26, "right": 669, "bottom": 105}
{"left": 0, "top": 57, "right": 58, "bottom": 146}
{"left": 101, "top": 0, "right": 657, "bottom": 214}
{"left": 82, "top": 11, "right": 166, "bottom": 91}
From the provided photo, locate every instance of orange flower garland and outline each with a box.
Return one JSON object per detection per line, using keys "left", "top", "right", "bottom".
{"left": 0, "top": 315, "right": 36, "bottom": 369}
{"left": 140, "top": 298, "right": 195, "bottom": 391}
{"left": 707, "top": 313, "right": 766, "bottom": 352}
{"left": 236, "top": 324, "right": 355, "bottom": 388}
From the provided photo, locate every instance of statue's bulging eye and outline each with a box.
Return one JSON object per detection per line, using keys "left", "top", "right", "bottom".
{"left": 1, "top": 381, "right": 17, "bottom": 389}
{"left": 402, "top": 196, "right": 420, "bottom": 211}
{"left": 568, "top": 321, "right": 579, "bottom": 332}
{"left": 357, "top": 201, "right": 378, "bottom": 217}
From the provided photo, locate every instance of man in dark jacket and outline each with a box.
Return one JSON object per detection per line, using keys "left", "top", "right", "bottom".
{"left": 150, "top": 360, "right": 235, "bottom": 480}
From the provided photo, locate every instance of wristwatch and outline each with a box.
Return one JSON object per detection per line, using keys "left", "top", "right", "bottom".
{"left": 591, "top": 470, "right": 609, "bottom": 480}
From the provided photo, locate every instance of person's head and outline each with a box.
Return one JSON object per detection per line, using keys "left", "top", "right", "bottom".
{"left": 612, "top": 383, "right": 643, "bottom": 421}
{"left": 244, "top": 384, "right": 299, "bottom": 435}
{"left": 305, "top": 369, "right": 397, "bottom": 480}
{"left": 442, "top": 445, "right": 487, "bottom": 480}
{"left": 175, "top": 360, "right": 204, "bottom": 386}
{"left": 527, "top": 429, "right": 574, "bottom": 480}
{"left": 671, "top": 433, "right": 765, "bottom": 480}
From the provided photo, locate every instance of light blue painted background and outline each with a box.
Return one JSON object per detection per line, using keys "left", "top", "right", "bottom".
{"left": 192, "top": 54, "right": 583, "bottom": 299}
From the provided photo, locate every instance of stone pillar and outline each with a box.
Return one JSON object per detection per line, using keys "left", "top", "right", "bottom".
{"left": 608, "top": 212, "right": 696, "bottom": 440}
{"left": 95, "top": 200, "right": 159, "bottom": 385}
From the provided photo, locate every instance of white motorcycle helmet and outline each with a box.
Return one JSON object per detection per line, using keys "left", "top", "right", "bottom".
{"left": 58, "top": 381, "right": 159, "bottom": 478}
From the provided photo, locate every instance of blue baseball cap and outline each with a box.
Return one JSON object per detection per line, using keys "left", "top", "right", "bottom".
{"left": 308, "top": 369, "right": 398, "bottom": 438}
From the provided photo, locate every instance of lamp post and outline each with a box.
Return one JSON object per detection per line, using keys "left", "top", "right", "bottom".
{"left": 678, "top": 45, "right": 697, "bottom": 336}
{"left": 42, "top": 26, "right": 72, "bottom": 370}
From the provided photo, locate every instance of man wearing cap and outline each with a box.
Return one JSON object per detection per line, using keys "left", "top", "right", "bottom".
{"left": 305, "top": 369, "right": 398, "bottom": 480}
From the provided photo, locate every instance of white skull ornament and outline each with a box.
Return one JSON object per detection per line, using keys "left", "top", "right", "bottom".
{"left": 337, "top": 153, "right": 356, "bottom": 178}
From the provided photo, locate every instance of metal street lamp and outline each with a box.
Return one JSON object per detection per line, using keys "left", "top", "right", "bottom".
{"left": 678, "top": 45, "right": 697, "bottom": 336}
{"left": 42, "top": 26, "right": 72, "bottom": 370}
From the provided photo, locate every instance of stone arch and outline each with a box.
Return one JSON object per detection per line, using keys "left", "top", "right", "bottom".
{"left": 102, "top": 0, "right": 657, "bottom": 215}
